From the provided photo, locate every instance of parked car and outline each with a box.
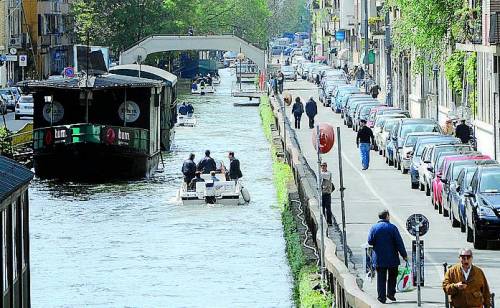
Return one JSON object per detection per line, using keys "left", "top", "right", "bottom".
{"left": 341, "top": 93, "right": 371, "bottom": 119}
{"left": 367, "top": 106, "right": 395, "bottom": 128}
{"left": 345, "top": 98, "right": 377, "bottom": 128}
{"left": 332, "top": 86, "right": 360, "bottom": 113}
{"left": 0, "top": 88, "right": 17, "bottom": 111}
{"left": 353, "top": 102, "right": 382, "bottom": 131}
{"left": 393, "top": 119, "right": 442, "bottom": 171}
{"left": 399, "top": 132, "right": 440, "bottom": 174}
{"left": 374, "top": 114, "right": 408, "bottom": 152}
{"left": 15, "top": 95, "right": 34, "bottom": 120}
{"left": 464, "top": 165, "right": 500, "bottom": 248}
{"left": 382, "top": 118, "right": 403, "bottom": 163}
{"left": 409, "top": 136, "right": 460, "bottom": 189}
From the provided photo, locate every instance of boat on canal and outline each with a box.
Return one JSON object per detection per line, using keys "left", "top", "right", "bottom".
{"left": 21, "top": 57, "right": 177, "bottom": 180}
{"left": 191, "top": 77, "right": 215, "bottom": 95}
{"left": 176, "top": 114, "right": 197, "bottom": 127}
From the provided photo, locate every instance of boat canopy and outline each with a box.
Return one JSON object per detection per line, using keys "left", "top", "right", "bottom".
{"left": 109, "top": 64, "right": 177, "bottom": 87}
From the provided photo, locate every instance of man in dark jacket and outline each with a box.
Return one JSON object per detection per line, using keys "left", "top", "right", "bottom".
{"left": 305, "top": 96, "right": 318, "bottom": 129}
{"left": 197, "top": 150, "right": 217, "bottom": 174}
{"left": 228, "top": 151, "right": 243, "bottom": 180}
{"left": 455, "top": 119, "right": 472, "bottom": 144}
{"left": 368, "top": 210, "right": 408, "bottom": 304}
{"left": 188, "top": 171, "right": 205, "bottom": 190}
{"left": 182, "top": 153, "right": 196, "bottom": 184}
{"left": 370, "top": 84, "right": 381, "bottom": 98}
{"left": 186, "top": 103, "right": 194, "bottom": 115}
{"left": 291, "top": 97, "right": 304, "bottom": 129}
{"left": 356, "top": 119, "right": 375, "bottom": 170}
{"left": 179, "top": 102, "right": 188, "bottom": 115}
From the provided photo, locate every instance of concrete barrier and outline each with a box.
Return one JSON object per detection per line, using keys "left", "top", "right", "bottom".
{"left": 266, "top": 94, "right": 382, "bottom": 308}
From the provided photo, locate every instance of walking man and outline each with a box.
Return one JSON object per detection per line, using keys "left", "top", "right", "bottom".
{"left": 228, "top": 151, "right": 243, "bottom": 180}
{"left": 368, "top": 210, "right": 408, "bottom": 304}
{"left": 443, "top": 249, "right": 491, "bottom": 308}
{"left": 291, "top": 97, "right": 304, "bottom": 129}
{"left": 355, "top": 66, "right": 365, "bottom": 88}
{"left": 182, "top": 153, "right": 197, "bottom": 185}
{"left": 305, "top": 96, "right": 318, "bottom": 129}
{"left": 197, "top": 150, "right": 217, "bottom": 174}
{"left": 356, "top": 119, "right": 375, "bottom": 170}
{"left": 455, "top": 119, "right": 472, "bottom": 144}
{"left": 320, "top": 162, "right": 334, "bottom": 226}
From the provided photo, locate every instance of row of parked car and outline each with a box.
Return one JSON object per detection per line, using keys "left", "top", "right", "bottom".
{"left": 0, "top": 87, "right": 33, "bottom": 119}
{"left": 302, "top": 69, "right": 500, "bottom": 250}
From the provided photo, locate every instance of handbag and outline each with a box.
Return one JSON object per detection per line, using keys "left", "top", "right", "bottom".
{"left": 397, "top": 262, "right": 414, "bottom": 292}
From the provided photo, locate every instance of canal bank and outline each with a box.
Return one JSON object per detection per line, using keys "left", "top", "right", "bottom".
{"left": 261, "top": 94, "right": 381, "bottom": 308}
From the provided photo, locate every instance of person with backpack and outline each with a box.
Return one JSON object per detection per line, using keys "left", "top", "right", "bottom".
{"left": 291, "top": 97, "right": 304, "bottom": 129}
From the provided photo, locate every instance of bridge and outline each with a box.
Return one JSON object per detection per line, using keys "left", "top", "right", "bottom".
{"left": 119, "top": 35, "right": 267, "bottom": 70}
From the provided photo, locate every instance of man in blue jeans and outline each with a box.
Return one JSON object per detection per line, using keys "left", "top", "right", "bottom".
{"left": 356, "top": 119, "right": 375, "bottom": 170}
{"left": 368, "top": 210, "right": 408, "bottom": 304}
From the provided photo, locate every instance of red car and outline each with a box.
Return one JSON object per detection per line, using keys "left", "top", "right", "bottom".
{"left": 432, "top": 154, "right": 491, "bottom": 214}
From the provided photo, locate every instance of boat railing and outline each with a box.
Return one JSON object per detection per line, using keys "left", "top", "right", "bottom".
{"left": 33, "top": 123, "right": 150, "bottom": 153}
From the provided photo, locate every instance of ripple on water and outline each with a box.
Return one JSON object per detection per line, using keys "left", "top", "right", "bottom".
{"left": 30, "top": 68, "right": 293, "bottom": 307}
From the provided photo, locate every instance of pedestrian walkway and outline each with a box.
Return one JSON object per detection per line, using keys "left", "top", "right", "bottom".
{"left": 278, "top": 79, "right": 500, "bottom": 307}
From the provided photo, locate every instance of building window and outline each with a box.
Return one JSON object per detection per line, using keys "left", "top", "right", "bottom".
{"left": 2, "top": 211, "right": 8, "bottom": 291}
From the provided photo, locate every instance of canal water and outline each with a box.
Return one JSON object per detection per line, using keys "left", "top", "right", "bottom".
{"left": 29, "top": 69, "right": 293, "bottom": 307}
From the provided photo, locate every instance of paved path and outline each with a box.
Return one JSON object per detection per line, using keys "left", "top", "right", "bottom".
{"left": 279, "top": 79, "right": 499, "bottom": 307}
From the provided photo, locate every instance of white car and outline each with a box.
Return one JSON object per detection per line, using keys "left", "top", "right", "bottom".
{"left": 15, "top": 95, "right": 34, "bottom": 120}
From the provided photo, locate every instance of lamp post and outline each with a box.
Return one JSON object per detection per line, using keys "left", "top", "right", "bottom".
{"left": 433, "top": 65, "right": 439, "bottom": 122}
{"left": 237, "top": 51, "right": 245, "bottom": 91}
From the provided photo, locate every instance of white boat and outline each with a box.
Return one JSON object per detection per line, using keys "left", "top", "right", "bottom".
{"left": 176, "top": 114, "right": 197, "bottom": 127}
{"left": 212, "top": 76, "right": 221, "bottom": 85}
{"left": 178, "top": 173, "right": 250, "bottom": 206}
{"left": 191, "top": 80, "right": 215, "bottom": 95}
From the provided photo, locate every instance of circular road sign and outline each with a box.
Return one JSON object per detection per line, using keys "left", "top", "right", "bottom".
{"left": 406, "top": 214, "right": 429, "bottom": 237}
{"left": 63, "top": 67, "right": 75, "bottom": 78}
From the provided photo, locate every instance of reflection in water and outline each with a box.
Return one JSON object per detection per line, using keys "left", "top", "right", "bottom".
{"left": 30, "top": 69, "right": 293, "bottom": 307}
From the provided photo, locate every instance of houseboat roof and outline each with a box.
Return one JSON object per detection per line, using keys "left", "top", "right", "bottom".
{"left": 18, "top": 73, "right": 163, "bottom": 90}
{"left": 109, "top": 64, "right": 177, "bottom": 87}
{"left": 0, "top": 156, "right": 34, "bottom": 204}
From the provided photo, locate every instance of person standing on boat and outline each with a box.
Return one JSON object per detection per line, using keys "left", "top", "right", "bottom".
{"left": 292, "top": 97, "right": 304, "bottom": 129}
{"left": 228, "top": 151, "right": 243, "bottom": 180}
{"left": 179, "top": 102, "right": 188, "bottom": 115}
{"left": 305, "top": 96, "right": 318, "bottom": 129}
{"left": 182, "top": 153, "right": 197, "bottom": 184}
{"left": 189, "top": 171, "right": 205, "bottom": 190}
{"left": 186, "top": 103, "right": 194, "bottom": 116}
{"left": 197, "top": 150, "right": 217, "bottom": 174}
{"left": 210, "top": 171, "right": 219, "bottom": 182}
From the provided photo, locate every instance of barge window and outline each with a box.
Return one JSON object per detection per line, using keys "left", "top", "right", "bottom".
{"left": 12, "top": 202, "right": 17, "bottom": 280}
{"left": 2, "top": 211, "right": 7, "bottom": 291}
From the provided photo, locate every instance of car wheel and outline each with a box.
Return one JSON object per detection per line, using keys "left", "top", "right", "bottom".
{"left": 411, "top": 181, "right": 419, "bottom": 189}
{"left": 460, "top": 217, "right": 466, "bottom": 233}
{"left": 396, "top": 160, "right": 401, "bottom": 170}
{"left": 431, "top": 195, "right": 436, "bottom": 208}
{"left": 425, "top": 185, "right": 431, "bottom": 196}
{"left": 419, "top": 182, "right": 425, "bottom": 191}
{"left": 443, "top": 204, "right": 449, "bottom": 217}
{"left": 15, "top": 114, "right": 20, "bottom": 120}
{"left": 379, "top": 149, "right": 383, "bottom": 155}
{"left": 451, "top": 205, "right": 460, "bottom": 227}
{"left": 473, "top": 226, "right": 487, "bottom": 249}
{"left": 438, "top": 201, "right": 443, "bottom": 214}
{"left": 401, "top": 167, "right": 408, "bottom": 174}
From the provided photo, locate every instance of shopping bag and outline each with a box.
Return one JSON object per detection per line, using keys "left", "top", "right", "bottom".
{"left": 397, "top": 262, "right": 414, "bottom": 292}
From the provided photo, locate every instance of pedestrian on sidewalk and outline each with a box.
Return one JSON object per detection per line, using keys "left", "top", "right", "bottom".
{"left": 356, "top": 119, "right": 375, "bottom": 170}
{"left": 369, "top": 84, "right": 381, "bottom": 99}
{"left": 320, "top": 162, "right": 334, "bottom": 226}
{"left": 368, "top": 209, "right": 408, "bottom": 304}
{"left": 342, "top": 63, "right": 348, "bottom": 75}
{"left": 442, "top": 119, "right": 455, "bottom": 136}
{"left": 443, "top": 248, "right": 491, "bottom": 308}
{"left": 455, "top": 119, "right": 472, "bottom": 144}
{"left": 272, "top": 74, "right": 279, "bottom": 96}
{"left": 277, "top": 71, "right": 284, "bottom": 94}
{"left": 355, "top": 66, "right": 365, "bottom": 87}
{"left": 291, "top": 97, "right": 304, "bottom": 129}
{"left": 305, "top": 96, "right": 318, "bottom": 129}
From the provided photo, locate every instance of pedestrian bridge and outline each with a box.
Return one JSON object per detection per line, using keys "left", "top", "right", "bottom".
{"left": 119, "top": 35, "right": 267, "bottom": 70}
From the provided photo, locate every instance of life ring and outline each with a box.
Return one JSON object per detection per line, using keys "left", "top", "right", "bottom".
{"left": 44, "top": 130, "right": 53, "bottom": 145}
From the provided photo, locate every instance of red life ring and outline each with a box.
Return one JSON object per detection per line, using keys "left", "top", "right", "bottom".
{"left": 312, "top": 123, "right": 335, "bottom": 154}
{"left": 44, "top": 130, "right": 53, "bottom": 145}
{"left": 105, "top": 128, "right": 116, "bottom": 144}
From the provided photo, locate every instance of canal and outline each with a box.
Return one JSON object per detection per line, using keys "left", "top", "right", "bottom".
{"left": 29, "top": 68, "right": 293, "bottom": 307}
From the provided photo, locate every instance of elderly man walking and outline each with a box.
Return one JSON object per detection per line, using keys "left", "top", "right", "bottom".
{"left": 368, "top": 210, "right": 408, "bottom": 304}
{"left": 443, "top": 248, "right": 491, "bottom": 308}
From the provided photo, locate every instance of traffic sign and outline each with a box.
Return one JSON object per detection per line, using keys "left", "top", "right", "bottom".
{"left": 19, "top": 54, "right": 27, "bottom": 67}
{"left": 406, "top": 214, "right": 429, "bottom": 237}
{"left": 5, "top": 55, "right": 17, "bottom": 62}
{"left": 335, "top": 30, "right": 346, "bottom": 42}
{"left": 63, "top": 67, "right": 75, "bottom": 78}
{"left": 0, "top": 55, "right": 6, "bottom": 61}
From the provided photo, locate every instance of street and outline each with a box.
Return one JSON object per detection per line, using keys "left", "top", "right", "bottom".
{"left": 1, "top": 111, "right": 32, "bottom": 132}
{"left": 282, "top": 78, "right": 500, "bottom": 306}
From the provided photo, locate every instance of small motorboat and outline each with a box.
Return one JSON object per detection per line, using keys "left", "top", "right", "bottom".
{"left": 178, "top": 173, "right": 250, "bottom": 206}
{"left": 212, "top": 76, "right": 221, "bottom": 85}
{"left": 191, "top": 77, "right": 215, "bottom": 95}
{"left": 176, "top": 114, "right": 197, "bottom": 127}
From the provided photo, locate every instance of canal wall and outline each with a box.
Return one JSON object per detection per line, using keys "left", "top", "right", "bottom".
{"left": 264, "top": 94, "right": 381, "bottom": 308}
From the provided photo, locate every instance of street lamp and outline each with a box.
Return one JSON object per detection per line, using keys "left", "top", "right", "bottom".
{"left": 237, "top": 51, "right": 245, "bottom": 91}
{"left": 433, "top": 65, "right": 439, "bottom": 122}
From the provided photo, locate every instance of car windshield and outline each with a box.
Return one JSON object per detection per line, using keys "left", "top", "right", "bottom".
{"left": 400, "top": 123, "right": 440, "bottom": 138}
{"left": 361, "top": 106, "right": 376, "bottom": 115}
{"left": 282, "top": 67, "right": 294, "bottom": 72}
{"left": 20, "top": 96, "right": 33, "bottom": 103}
{"left": 404, "top": 135, "right": 421, "bottom": 146}
{"left": 383, "top": 120, "right": 398, "bottom": 132}
{"left": 480, "top": 172, "right": 500, "bottom": 193}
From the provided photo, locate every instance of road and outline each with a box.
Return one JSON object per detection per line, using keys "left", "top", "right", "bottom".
{"left": 1, "top": 111, "right": 32, "bottom": 132}
{"left": 282, "top": 78, "right": 499, "bottom": 307}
